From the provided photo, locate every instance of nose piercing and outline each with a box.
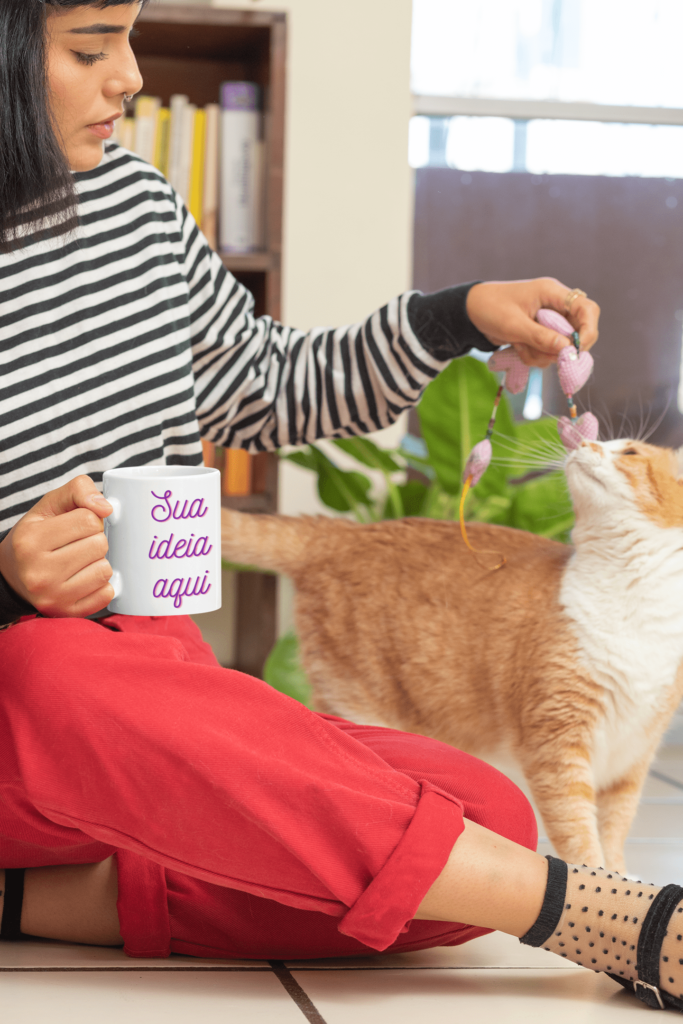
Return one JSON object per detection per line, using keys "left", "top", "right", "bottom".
{"left": 124, "top": 94, "right": 133, "bottom": 103}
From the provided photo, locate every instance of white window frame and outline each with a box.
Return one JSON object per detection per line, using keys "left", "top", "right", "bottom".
{"left": 412, "top": 96, "right": 683, "bottom": 127}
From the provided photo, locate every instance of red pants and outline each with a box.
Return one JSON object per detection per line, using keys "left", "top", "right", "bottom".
{"left": 0, "top": 615, "right": 536, "bottom": 959}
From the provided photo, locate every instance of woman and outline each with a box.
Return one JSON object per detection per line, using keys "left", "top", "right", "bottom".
{"left": 1, "top": 1, "right": 680, "bottom": 1013}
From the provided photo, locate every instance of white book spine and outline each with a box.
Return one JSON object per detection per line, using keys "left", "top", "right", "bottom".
{"left": 133, "top": 98, "right": 160, "bottom": 165}
{"left": 219, "top": 108, "right": 261, "bottom": 252}
{"left": 251, "top": 139, "right": 265, "bottom": 250}
{"left": 168, "top": 94, "right": 189, "bottom": 195}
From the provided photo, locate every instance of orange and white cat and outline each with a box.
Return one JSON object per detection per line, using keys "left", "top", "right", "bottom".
{"left": 221, "top": 439, "right": 683, "bottom": 872}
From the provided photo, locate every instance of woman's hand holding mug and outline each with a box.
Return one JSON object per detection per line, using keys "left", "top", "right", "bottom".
{"left": 0, "top": 467, "right": 222, "bottom": 619}
{"left": 0, "top": 475, "right": 115, "bottom": 618}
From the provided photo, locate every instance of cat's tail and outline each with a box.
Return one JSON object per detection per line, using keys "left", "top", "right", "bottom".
{"left": 221, "top": 508, "right": 314, "bottom": 576}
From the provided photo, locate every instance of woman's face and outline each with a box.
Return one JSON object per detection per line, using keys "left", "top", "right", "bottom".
{"left": 46, "top": 3, "right": 144, "bottom": 171}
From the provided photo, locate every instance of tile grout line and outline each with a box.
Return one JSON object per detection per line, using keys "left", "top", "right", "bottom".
{"left": 269, "top": 960, "right": 329, "bottom": 1024}
{"left": 279, "top": 965, "right": 580, "bottom": 971}
{"left": 649, "top": 769, "right": 683, "bottom": 793}
{"left": 0, "top": 966, "right": 273, "bottom": 973}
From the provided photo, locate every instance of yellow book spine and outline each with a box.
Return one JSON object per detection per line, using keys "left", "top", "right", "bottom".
{"left": 120, "top": 117, "right": 136, "bottom": 152}
{"left": 188, "top": 109, "right": 206, "bottom": 224}
{"left": 154, "top": 108, "right": 171, "bottom": 177}
{"left": 222, "top": 449, "right": 252, "bottom": 497}
{"left": 201, "top": 439, "right": 216, "bottom": 469}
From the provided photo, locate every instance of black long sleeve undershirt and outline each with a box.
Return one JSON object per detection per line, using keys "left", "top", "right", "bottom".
{"left": 0, "top": 530, "right": 34, "bottom": 625}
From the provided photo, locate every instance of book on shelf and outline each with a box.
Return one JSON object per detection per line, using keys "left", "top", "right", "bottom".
{"left": 167, "top": 93, "right": 188, "bottom": 195}
{"left": 118, "top": 116, "right": 135, "bottom": 152}
{"left": 202, "top": 104, "right": 220, "bottom": 251}
{"left": 188, "top": 108, "right": 206, "bottom": 226}
{"left": 133, "top": 95, "right": 160, "bottom": 164}
{"left": 112, "top": 84, "right": 265, "bottom": 255}
{"left": 219, "top": 82, "right": 264, "bottom": 254}
{"left": 154, "top": 107, "right": 171, "bottom": 179}
{"left": 201, "top": 440, "right": 263, "bottom": 499}
{"left": 222, "top": 449, "right": 253, "bottom": 498}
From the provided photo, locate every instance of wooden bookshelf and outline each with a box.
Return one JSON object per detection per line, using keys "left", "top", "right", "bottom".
{"left": 135, "top": 4, "right": 285, "bottom": 676}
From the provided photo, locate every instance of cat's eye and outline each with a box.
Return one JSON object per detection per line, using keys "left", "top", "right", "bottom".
{"left": 622, "top": 447, "right": 638, "bottom": 455}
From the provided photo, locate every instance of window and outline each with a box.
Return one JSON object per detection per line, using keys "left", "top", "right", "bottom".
{"left": 411, "top": 1, "right": 683, "bottom": 421}
{"left": 412, "top": 0, "right": 683, "bottom": 107}
{"left": 410, "top": 116, "right": 683, "bottom": 178}
{"left": 411, "top": 0, "right": 683, "bottom": 178}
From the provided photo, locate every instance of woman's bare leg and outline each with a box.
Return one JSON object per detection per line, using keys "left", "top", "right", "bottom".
{"left": 1, "top": 825, "right": 545, "bottom": 949}
{"left": 0, "top": 859, "right": 122, "bottom": 946}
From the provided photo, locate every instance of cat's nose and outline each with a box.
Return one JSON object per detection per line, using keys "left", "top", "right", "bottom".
{"left": 580, "top": 441, "right": 603, "bottom": 457}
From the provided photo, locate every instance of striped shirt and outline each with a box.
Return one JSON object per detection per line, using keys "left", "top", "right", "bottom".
{"left": 0, "top": 143, "right": 488, "bottom": 618}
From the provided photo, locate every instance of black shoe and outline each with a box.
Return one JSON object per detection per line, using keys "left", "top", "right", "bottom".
{"left": 608, "top": 884, "right": 683, "bottom": 1012}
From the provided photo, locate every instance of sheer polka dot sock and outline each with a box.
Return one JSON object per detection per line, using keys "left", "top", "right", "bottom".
{"left": 521, "top": 857, "right": 683, "bottom": 1012}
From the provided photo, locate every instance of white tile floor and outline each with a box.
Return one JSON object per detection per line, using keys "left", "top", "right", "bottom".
{"left": 2, "top": 745, "right": 681, "bottom": 1023}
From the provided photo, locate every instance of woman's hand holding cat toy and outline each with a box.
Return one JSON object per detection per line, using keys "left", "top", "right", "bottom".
{"left": 465, "top": 278, "right": 600, "bottom": 368}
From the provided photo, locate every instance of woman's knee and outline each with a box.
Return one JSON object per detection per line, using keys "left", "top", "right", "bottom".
{"left": 457, "top": 757, "right": 538, "bottom": 852}
{"left": 323, "top": 719, "right": 538, "bottom": 853}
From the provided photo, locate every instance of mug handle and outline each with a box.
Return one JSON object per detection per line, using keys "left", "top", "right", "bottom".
{"left": 109, "top": 570, "right": 123, "bottom": 600}
{"left": 105, "top": 496, "right": 122, "bottom": 526}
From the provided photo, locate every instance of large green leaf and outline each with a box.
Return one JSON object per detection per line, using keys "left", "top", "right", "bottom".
{"left": 285, "top": 449, "right": 318, "bottom": 473}
{"left": 417, "top": 356, "right": 516, "bottom": 498}
{"left": 333, "top": 437, "right": 402, "bottom": 474}
{"left": 382, "top": 479, "right": 429, "bottom": 519}
{"left": 263, "top": 631, "right": 312, "bottom": 706}
{"left": 285, "top": 445, "right": 374, "bottom": 517}
{"left": 510, "top": 471, "right": 574, "bottom": 539}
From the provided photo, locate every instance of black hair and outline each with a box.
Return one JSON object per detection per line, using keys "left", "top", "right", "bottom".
{"left": 0, "top": 1, "right": 148, "bottom": 251}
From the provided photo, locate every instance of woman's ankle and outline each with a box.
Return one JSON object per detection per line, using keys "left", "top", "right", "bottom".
{"left": 414, "top": 818, "right": 548, "bottom": 936}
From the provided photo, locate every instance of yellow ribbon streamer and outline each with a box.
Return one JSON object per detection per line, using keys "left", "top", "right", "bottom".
{"left": 459, "top": 476, "right": 506, "bottom": 572}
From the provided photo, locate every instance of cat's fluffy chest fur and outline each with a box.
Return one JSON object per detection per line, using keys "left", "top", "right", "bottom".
{"left": 560, "top": 441, "right": 683, "bottom": 797}
{"left": 221, "top": 437, "right": 683, "bottom": 872}
{"left": 565, "top": 507, "right": 683, "bottom": 786}
{"left": 562, "top": 529, "right": 683, "bottom": 789}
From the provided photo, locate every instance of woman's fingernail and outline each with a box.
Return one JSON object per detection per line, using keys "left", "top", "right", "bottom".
{"left": 89, "top": 494, "right": 112, "bottom": 507}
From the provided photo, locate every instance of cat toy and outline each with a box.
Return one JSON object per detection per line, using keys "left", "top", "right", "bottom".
{"left": 459, "top": 308, "right": 599, "bottom": 565}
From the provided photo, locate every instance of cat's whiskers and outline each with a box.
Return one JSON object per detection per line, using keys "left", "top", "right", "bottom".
{"left": 491, "top": 434, "right": 566, "bottom": 460}
{"left": 491, "top": 434, "right": 567, "bottom": 467}
{"left": 490, "top": 451, "right": 565, "bottom": 465}
{"left": 635, "top": 396, "right": 671, "bottom": 444}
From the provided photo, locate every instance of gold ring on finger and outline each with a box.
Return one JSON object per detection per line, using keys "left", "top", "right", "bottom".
{"left": 564, "top": 288, "right": 587, "bottom": 312}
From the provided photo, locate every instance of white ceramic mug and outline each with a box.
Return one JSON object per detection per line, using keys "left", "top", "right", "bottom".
{"left": 103, "top": 466, "right": 222, "bottom": 616}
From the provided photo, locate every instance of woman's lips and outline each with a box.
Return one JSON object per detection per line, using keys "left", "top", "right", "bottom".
{"left": 87, "top": 121, "right": 115, "bottom": 140}
{"left": 86, "top": 113, "right": 121, "bottom": 140}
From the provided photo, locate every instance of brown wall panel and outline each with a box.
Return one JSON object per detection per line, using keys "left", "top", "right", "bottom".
{"left": 414, "top": 169, "right": 683, "bottom": 443}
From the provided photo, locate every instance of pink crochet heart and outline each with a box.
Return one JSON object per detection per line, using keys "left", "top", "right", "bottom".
{"left": 557, "top": 412, "right": 599, "bottom": 451}
{"left": 557, "top": 345, "right": 594, "bottom": 397}
{"left": 488, "top": 347, "right": 530, "bottom": 394}
{"left": 536, "top": 308, "right": 575, "bottom": 337}
{"left": 463, "top": 438, "right": 492, "bottom": 486}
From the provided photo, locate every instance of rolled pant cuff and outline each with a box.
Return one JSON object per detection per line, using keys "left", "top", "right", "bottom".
{"left": 338, "top": 781, "right": 465, "bottom": 951}
{"left": 116, "top": 850, "right": 171, "bottom": 958}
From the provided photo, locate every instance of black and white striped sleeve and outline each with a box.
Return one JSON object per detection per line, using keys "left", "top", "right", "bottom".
{"left": 178, "top": 200, "right": 492, "bottom": 451}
